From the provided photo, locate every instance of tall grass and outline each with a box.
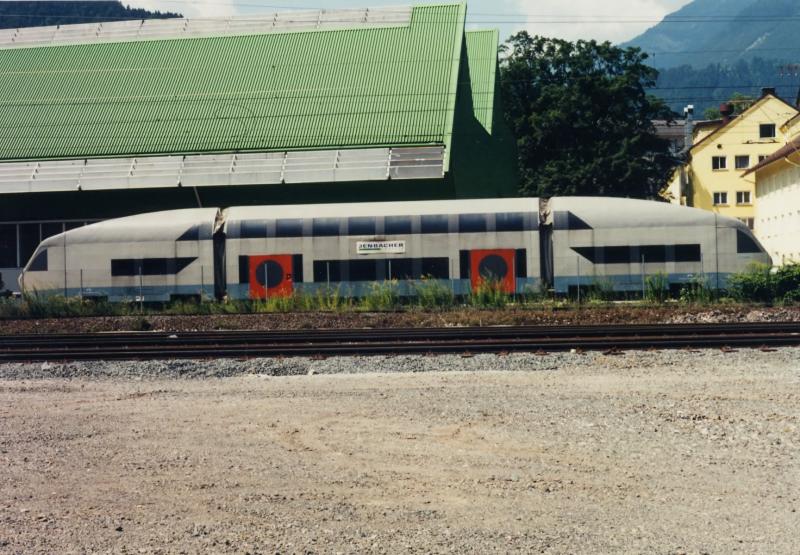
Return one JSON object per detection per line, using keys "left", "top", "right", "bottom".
{"left": 644, "top": 272, "right": 669, "bottom": 304}
{"left": 468, "top": 279, "right": 510, "bottom": 309}
{"left": 412, "top": 278, "right": 455, "bottom": 310}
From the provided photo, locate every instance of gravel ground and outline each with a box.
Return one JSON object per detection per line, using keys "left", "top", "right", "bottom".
{"left": 1, "top": 349, "right": 799, "bottom": 553}
{"left": 1, "top": 305, "right": 799, "bottom": 335}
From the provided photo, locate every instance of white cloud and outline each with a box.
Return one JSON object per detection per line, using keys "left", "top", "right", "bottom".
{"left": 128, "top": 0, "right": 238, "bottom": 19}
{"left": 512, "top": 0, "right": 692, "bottom": 43}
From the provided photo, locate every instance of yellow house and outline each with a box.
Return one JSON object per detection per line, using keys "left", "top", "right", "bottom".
{"left": 744, "top": 113, "right": 800, "bottom": 265}
{"left": 672, "top": 92, "right": 798, "bottom": 229}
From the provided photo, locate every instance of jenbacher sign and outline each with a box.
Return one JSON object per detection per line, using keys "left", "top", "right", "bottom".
{"left": 356, "top": 240, "right": 406, "bottom": 255}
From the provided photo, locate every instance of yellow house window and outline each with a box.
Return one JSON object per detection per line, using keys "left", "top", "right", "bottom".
{"left": 736, "top": 191, "right": 751, "bottom": 205}
{"left": 735, "top": 155, "right": 750, "bottom": 169}
{"left": 759, "top": 124, "right": 776, "bottom": 139}
{"left": 713, "top": 192, "right": 728, "bottom": 205}
{"left": 712, "top": 156, "right": 727, "bottom": 170}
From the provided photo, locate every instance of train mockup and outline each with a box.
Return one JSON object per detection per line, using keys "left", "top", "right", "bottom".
{"left": 19, "top": 197, "right": 771, "bottom": 301}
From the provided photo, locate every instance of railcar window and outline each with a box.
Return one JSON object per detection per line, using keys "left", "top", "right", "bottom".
{"left": 111, "top": 259, "right": 137, "bottom": 276}
{"left": 239, "top": 220, "right": 267, "bottom": 238}
{"left": 674, "top": 244, "right": 701, "bottom": 262}
{"left": 275, "top": 219, "right": 303, "bottom": 238}
{"left": 496, "top": 213, "right": 525, "bottom": 232}
{"left": 515, "top": 249, "right": 527, "bottom": 278}
{"left": 0, "top": 224, "right": 17, "bottom": 267}
{"left": 349, "top": 260, "right": 378, "bottom": 281}
{"left": 385, "top": 216, "right": 412, "bottom": 235}
{"left": 313, "top": 260, "right": 343, "bottom": 283}
{"left": 459, "top": 214, "right": 487, "bottom": 233}
{"left": 143, "top": 258, "right": 168, "bottom": 275}
{"left": 421, "top": 258, "right": 450, "bottom": 279}
{"left": 313, "top": 258, "right": 450, "bottom": 282}
{"left": 386, "top": 258, "right": 414, "bottom": 279}
{"left": 312, "top": 218, "right": 341, "bottom": 237}
{"left": 604, "top": 247, "right": 631, "bottom": 264}
{"left": 421, "top": 214, "right": 449, "bottom": 234}
{"left": 640, "top": 245, "right": 667, "bottom": 263}
{"left": 64, "top": 222, "right": 85, "bottom": 231}
{"left": 736, "top": 230, "right": 762, "bottom": 253}
{"left": 28, "top": 249, "right": 47, "bottom": 272}
{"left": 18, "top": 224, "right": 40, "bottom": 267}
{"left": 348, "top": 217, "right": 376, "bottom": 236}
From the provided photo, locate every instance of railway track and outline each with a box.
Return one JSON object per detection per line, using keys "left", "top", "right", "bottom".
{"left": 1, "top": 322, "right": 799, "bottom": 362}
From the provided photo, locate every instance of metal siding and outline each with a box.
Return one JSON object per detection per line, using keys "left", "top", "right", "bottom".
{"left": 464, "top": 29, "right": 497, "bottom": 133}
{"left": 0, "top": 4, "right": 466, "bottom": 163}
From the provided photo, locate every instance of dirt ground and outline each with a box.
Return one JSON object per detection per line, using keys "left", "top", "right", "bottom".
{"left": 1, "top": 304, "right": 800, "bottom": 334}
{"left": 1, "top": 353, "right": 798, "bottom": 553}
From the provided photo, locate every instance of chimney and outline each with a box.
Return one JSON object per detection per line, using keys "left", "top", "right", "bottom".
{"left": 719, "top": 102, "right": 734, "bottom": 124}
{"left": 761, "top": 87, "right": 776, "bottom": 98}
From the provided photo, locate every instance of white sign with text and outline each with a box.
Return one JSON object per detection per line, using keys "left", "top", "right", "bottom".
{"left": 356, "top": 240, "right": 406, "bottom": 255}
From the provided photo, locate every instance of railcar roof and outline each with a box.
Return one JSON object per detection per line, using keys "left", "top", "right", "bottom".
{"left": 224, "top": 197, "right": 539, "bottom": 221}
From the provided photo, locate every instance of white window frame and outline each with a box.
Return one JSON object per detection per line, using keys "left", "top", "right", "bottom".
{"left": 736, "top": 191, "right": 752, "bottom": 205}
{"left": 759, "top": 123, "right": 776, "bottom": 139}
{"left": 713, "top": 192, "right": 728, "bottom": 206}
{"left": 712, "top": 156, "right": 727, "bottom": 170}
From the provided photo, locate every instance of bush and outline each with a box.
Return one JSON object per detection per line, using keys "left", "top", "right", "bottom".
{"left": 644, "top": 272, "right": 669, "bottom": 303}
{"left": 412, "top": 277, "right": 455, "bottom": 310}
{"left": 679, "top": 274, "right": 714, "bottom": 304}
{"left": 360, "top": 281, "right": 400, "bottom": 311}
{"left": 585, "top": 278, "right": 615, "bottom": 303}
{"left": 468, "top": 279, "right": 509, "bottom": 309}
{"left": 727, "top": 262, "right": 800, "bottom": 304}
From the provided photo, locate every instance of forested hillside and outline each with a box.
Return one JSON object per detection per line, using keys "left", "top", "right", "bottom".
{"left": 0, "top": 1, "right": 180, "bottom": 29}
{"left": 622, "top": 0, "right": 800, "bottom": 115}
{"left": 624, "top": 0, "right": 800, "bottom": 69}
{"left": 654, "top": 58, "right": 798, "bottom": 115}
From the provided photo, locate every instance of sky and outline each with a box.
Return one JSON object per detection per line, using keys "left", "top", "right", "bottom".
{"left": 127, "top": 0, "right": 693, "bottom": 44}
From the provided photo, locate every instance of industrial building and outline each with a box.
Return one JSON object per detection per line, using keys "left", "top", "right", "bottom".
{"left": 0, "top": 3, "right": 518, "bottom": 291}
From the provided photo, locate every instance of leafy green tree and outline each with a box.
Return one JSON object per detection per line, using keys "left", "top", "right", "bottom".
{"left": 500, "top": 33, "right": 678, "bottom": 198}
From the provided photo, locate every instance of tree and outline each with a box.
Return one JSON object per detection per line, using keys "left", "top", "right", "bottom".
{"left": 703, "top": 92, "right": 757, "bottom": 120}
{"left": 500, "top": 33, "right": 678, "bottom": 199}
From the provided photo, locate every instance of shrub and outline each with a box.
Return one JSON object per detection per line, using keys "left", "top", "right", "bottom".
{"left": 726, "top": 263, "right": 774, "bottom": 303}
{"left": 585, "top": 278, "right": 615, "bottom": 303}
{"left": 360, "top": 281, "right": 400, "bottom": 311}
{"left": 679, "top": 274, "right": 714, "bottom": 304}
{"left": 644, "top": 272, "right": 669, "bottom": 303}
{"left": 468, "top": 279, "right": 509, "bottom": 309}
{"left": 412, "top": 277, "right": 455, "bottom": 310}
{"left": 727, "top": 262, "right": 800, "bottom": 304}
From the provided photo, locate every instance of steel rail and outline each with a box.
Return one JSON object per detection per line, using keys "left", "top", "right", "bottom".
{"left": 0, "top": 323, "right": 798, "bottom": 362}
{"left": 3, "top": 322, "right": 800, "bottom": 346}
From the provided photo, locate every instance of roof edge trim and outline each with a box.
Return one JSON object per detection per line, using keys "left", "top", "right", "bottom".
{"left": 0, "top": 6, "right": 414, "bottom": 50}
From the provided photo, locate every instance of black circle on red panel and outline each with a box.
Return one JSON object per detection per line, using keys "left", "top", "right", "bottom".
{"left": 478, "top": 254, "right": 508, "bottom": 281}
{"left": 255, "top": 260, "right": 284, "bottom": 289}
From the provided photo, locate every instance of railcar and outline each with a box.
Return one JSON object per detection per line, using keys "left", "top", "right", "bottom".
{"left": 19, "top": 198, "right": 771, "bottom": 301}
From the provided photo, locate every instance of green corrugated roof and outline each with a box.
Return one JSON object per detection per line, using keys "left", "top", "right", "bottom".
{"left": 464, "top": 29, "right": 498, "bottom": 133}
{"left": 0, "top": 3, "right": 468, "bottom": 163}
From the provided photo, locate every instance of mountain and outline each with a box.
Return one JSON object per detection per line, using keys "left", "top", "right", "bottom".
{"left": 623, "top": 0, "right": 800, "bottom": 69}
{"left": 0, "top": 1, "right": 180, "bottom": 29}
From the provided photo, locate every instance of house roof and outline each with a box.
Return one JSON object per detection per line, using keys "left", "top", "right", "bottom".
{"left": 742, "top": 136, "right": 800, "bottom": 176}
{"left": 689, "top": 94, "right": 798, "bottom": 153}
{"left": 0, "top": 3, "right": 472, "bottom": 163}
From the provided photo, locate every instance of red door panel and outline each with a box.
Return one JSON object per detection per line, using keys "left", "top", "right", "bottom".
{"left": 470, "top": 249, "right": 515, "bottom": 293}
{"left": 249, "top": 255, "right": 293, "bottom": 299}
